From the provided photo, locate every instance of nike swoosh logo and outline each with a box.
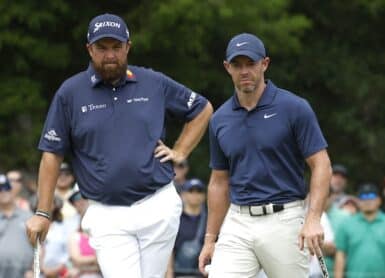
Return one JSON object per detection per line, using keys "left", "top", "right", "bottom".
{"left": 264, "top": 113, "right": 277, "bottom": 119}
{"left": 236, "top": 42, "right": 248, "bottom": 47}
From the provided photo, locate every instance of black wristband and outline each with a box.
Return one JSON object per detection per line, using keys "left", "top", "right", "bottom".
{"left": 35, "top": 210, "right": 51, "bottom": 220}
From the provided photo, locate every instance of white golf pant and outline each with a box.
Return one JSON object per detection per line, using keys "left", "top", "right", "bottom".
{"left": 81, "top": 183, "right": 182, "bottom": 278}
{"left": 209, "top": 203, "right": 309, "bottom": 278}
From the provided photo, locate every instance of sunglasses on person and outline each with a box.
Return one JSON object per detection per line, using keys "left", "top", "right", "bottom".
{"left": 8, "top": 177, "right": 23, "bottom": 183}
{"left": 59, "top": 170, "right": 73, "bottom": 176}
{"left": 0, "top": 184, "right": 12, "bottom": 192}
{"left": 187, "top": 187, "right": 204, "bottom": 193}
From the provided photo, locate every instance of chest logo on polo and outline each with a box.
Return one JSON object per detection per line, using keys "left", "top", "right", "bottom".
{"left": 264, "top": 113, "right": 277, "bottom": 119}
{"left": 126, "top": 97, "right": 149, "bottom": 104}
{"left": 81, "top": 103, "right": 107, "bottom": 113}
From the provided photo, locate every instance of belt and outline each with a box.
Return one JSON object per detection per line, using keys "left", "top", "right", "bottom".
{"left": 230, "top": 200, "right": 304, "bottom": 216}
{"left": 87, "top": 181, "right": 174, "bottom": 207}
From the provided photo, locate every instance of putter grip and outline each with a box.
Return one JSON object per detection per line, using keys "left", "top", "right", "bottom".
{"left": 33, "top": 239, "right": 41, "bottom": 278}
{"left": 318, "top": 254, "right": 329, "bottom": 278}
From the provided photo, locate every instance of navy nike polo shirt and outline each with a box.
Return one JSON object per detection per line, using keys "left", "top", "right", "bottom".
{"left": 209, "top": 80, "right": 327, "bottom": 205}
{"left": 39, "top": 64, "right": 208, "bottom": 205}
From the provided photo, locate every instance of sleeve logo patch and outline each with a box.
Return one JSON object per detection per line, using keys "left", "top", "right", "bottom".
{"left": 187, "top": 91, "right": 197, "bottom": 108}
{"left": 44, "top": 129, "right": 61, "bottom": 142}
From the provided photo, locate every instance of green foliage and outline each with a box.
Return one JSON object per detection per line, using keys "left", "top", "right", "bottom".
{"left": 0, "top": 0, "right": 70, "bottom": 171}
{"left": 291, "top": 0, "right": 385, "bottom": 186}
{"left": 0, "top": 0, "right": 383, "bottom": 186}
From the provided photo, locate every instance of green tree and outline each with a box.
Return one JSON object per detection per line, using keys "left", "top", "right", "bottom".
{"left": 0, "top": 1, "right": 70, "bottom": 170}
{"left": 291, "top": 0, "right": 385, "bottom": 186}
{"left": 126, "top": 0, "right": 310, "bottom": 179}
{"left": 1, "top": 0, "right": 311, "bottom": 181}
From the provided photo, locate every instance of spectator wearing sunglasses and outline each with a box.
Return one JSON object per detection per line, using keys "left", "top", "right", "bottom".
{"left": 55, "top": 162, "right": 77, "bottom": 220}
{"left": 335, "top": 183, "right": 385, "bottom": 278}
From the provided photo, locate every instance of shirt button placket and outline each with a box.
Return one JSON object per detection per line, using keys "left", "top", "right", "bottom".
{"left": 112, "top": 87, "right": 118, "bottom": 101}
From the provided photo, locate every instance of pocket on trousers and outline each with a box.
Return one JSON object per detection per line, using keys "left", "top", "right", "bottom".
{"left": 277, "top": 207, "right": 305, "bottom": 224}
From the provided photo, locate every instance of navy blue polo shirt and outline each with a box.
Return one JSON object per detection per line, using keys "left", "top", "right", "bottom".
{"left": 39, "top": 64, "right": 207, "bottom": 205}
{"left": 209, "top": 80, "right": 327, "bottom": 205}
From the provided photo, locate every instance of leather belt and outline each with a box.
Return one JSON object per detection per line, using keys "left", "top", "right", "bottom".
{"left": 230, "top": 200, "right": 304, "bottom": 216}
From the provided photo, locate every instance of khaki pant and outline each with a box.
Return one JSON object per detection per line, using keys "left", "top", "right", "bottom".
{"left": 209, "top": 204, "right": 309, "bottom": 278}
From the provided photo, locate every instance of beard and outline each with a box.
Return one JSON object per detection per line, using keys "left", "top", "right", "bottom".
{"left": 93, "top": 60, "right": 127, "bottom": 84}
{"left": 236, "top": 82, "right": 258, "bottom": 94}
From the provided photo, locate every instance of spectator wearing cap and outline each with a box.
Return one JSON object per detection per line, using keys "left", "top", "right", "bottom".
{"left": 335, "top": 183, "right": 385, "bottom": 278}
{"left": 0, "top": 174, "right": 33, "bottom": 278}
{"left": 64, "top": 185, "right": 89, "bottom": 236}
{"left": 166, "top": 179, "right": 207, "bottom": 278}
{"left": 338, "top": 195, "right": 359, "bottom": 215}
{"left": 330, "top": 164, "right": 349, "bottom": 207}
{"left": 174, "top": 159, "right": 190, "bottom": 193}
{"left": 55, "top": 162, "right": 77, "bottom": 220}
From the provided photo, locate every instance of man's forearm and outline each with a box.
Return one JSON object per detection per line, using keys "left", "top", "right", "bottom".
{"left": 306, "top": 150, "right": 332, "bottom": 220}
{"left": 37, "top": 152, "right": 63, "bottom": 212}
{"left": 173, "top": 102, "right": 213, "bottom": 157}
{"left": 205, "top": 172, "right": 230, "bottom": 243}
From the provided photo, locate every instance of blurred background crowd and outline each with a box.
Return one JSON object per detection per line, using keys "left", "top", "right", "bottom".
{"left": 0, "top": 161, "right": 384, "bottom": 278}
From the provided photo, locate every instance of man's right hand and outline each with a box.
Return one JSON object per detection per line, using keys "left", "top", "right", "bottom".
{"left": 198, "top": 241, "right": 216, "bottom": 276}
{"left": 26, "top": 215, "right": 51, "bottom": 246}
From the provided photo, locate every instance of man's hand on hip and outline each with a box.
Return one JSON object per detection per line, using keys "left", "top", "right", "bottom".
{"left": 26, "top": 215, "right": 50, "bottom": 247}
{"left": 154, "top": 140, "right": 186, "bottom": 163}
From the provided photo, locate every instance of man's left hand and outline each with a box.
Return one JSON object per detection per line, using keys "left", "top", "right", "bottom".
{"left": 298, "top": 217, "right": 324, "bottom": 256}
{"left": 154, "top": 140, "right": 186, "bottom": 163}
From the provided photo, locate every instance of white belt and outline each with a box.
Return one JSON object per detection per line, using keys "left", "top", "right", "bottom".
{"left": 230, "top": 200, "right": 304, "bottom": 216}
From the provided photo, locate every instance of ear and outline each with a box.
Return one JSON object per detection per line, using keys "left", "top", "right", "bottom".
{"left": 86, "top": 43, "right": 93, "bottom": 59}
{"left": 125, "top": 41, "right": 131, "bottom": 55}
{"left": 261, "top": 57, "right": 270, "bottom": 72}
{"left": 223, "top": 61, "right": 232, "bottom": 75}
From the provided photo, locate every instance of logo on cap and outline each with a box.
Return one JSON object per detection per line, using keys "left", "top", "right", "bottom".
{"left": 236, "top": 42, "right": 248, "bottom": 47}
{"left": 87, "top": 14, "right": 129, "bottom": 44}
{"left": 93, "top": 21, "right": 121, "bottom": 33}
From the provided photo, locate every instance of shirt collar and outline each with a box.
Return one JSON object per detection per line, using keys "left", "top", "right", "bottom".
{"left": 87, "top": 63, "right": 137, "bottom": 88}
{"left": 357, "top": 211, "right": 385, "bottom": 223}
{"left": 231, "top": 80, "right": 277, "bottom": 110}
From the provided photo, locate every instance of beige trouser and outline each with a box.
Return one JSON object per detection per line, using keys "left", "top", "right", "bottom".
{"left": 209, "top": 203, "right": 309, "bottom": 278}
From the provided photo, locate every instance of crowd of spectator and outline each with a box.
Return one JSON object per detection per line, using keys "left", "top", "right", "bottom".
{"left": 0, "top": 162, "right": 384, "bottom": 278}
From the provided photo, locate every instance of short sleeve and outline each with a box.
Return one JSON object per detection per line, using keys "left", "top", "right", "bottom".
{"left": 161, "top": 74, "right": 207, "bottom": 121}
{"left": 293, "top": 99, "right": 328, "bottom": 158}
{"left": 209, "top": 121, "right": 229, "bottom": 170}
{"left": 38, "top": 89, "right": 71, "bottom": 155}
